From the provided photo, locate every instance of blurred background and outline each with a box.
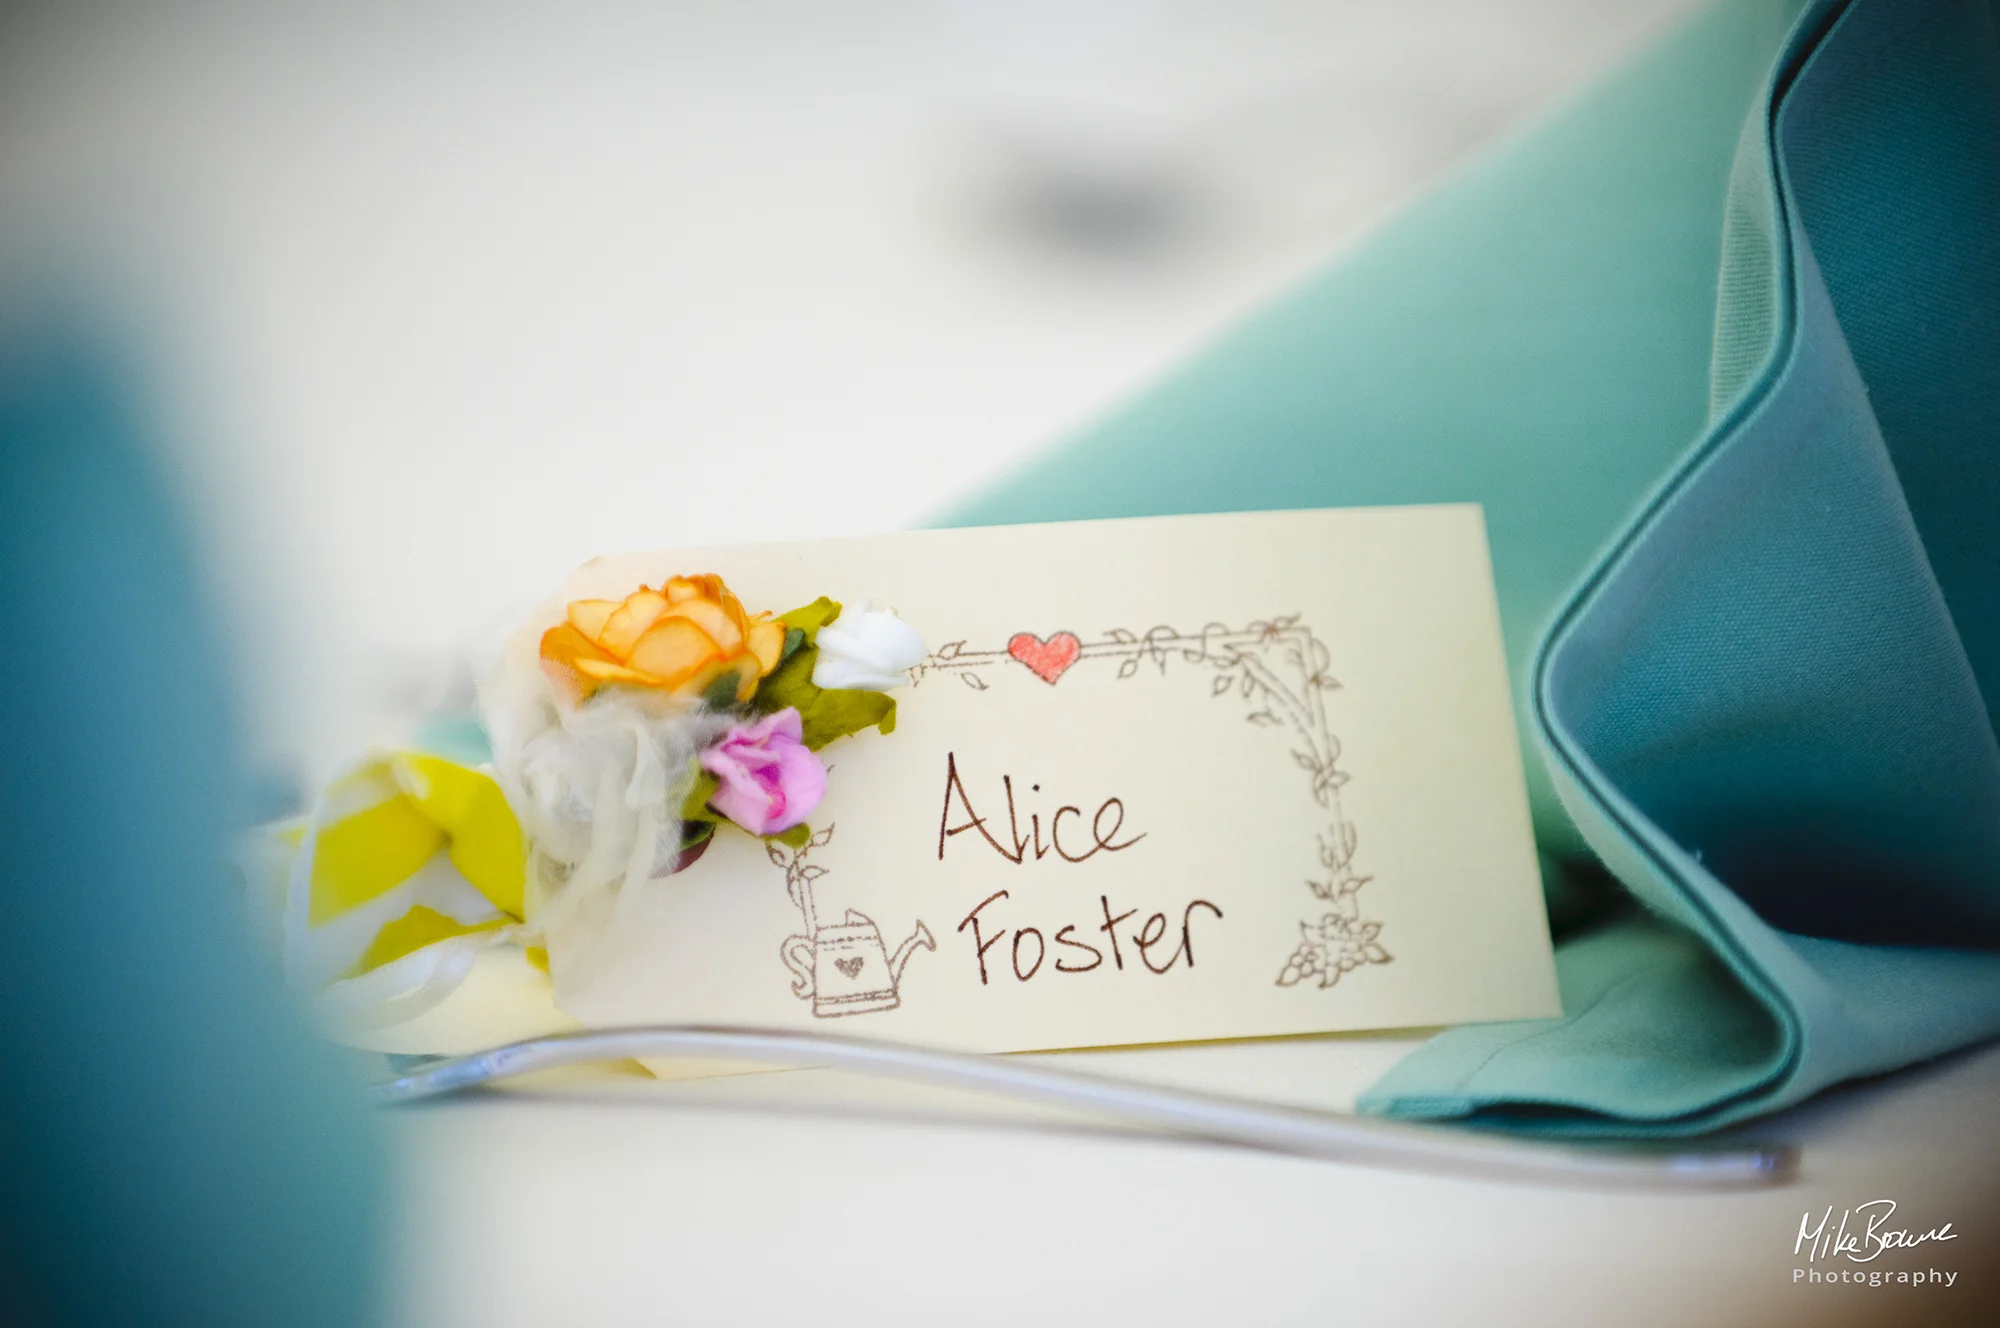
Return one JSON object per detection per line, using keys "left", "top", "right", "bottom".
{"left": 16, "top": 7, "right": 2000, "bottom": 1328}
{"left": 0, "top": 0, "right": 1699, "bottom": 794}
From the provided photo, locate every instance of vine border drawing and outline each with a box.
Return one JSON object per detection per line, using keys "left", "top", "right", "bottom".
{"left": 911, "top": 617, "right": 1391, "bottom": 989}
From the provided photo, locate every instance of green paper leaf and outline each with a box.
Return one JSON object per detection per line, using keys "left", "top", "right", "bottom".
{"left": 778, "top": 626, "right": 806, "bottom": 663}
{"left": 755, "top": 651, "right": 896, "bottom": 749}
{"left": 778, "top": 596, "right": 842, "bottom": 644}
{"left": 678, "top": 819, "right": 715, "bottom": 852}
{"left": 700, "top": 671, "right": 743, "bottom": 711}
{"left": 798, "top": 689, "right": 896, "bottom": 750}
{"left": 751, "top": 642, "right": 817, "bottom": 714}
{"left": 681, "top": 767, "right": 721, "bottom": 823}
{"left": 766, "top": 822, "right": 812, "bottom": 849}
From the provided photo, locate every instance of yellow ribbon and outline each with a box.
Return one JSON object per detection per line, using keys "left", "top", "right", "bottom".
{"left": 243, "top": 752, "right": 531, "bottom": 1030}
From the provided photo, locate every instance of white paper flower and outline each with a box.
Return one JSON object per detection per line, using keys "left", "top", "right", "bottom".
{"left": 811, "top": 600, "right": 926, "bottom": 691}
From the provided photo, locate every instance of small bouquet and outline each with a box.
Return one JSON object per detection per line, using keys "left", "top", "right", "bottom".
{"left": 242, "top": 571, "right": 924, "bottom": 1033}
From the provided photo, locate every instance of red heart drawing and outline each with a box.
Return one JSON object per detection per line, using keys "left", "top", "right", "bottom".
{"left": 1008, "top": 631, "right": 1082, "bottom": 685}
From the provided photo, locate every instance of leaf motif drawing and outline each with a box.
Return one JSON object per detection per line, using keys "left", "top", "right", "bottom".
{"left": 799, "top": 865, "right": 828, "bottom": 881}
{"left": 765, "top": 843, "right": 789, "bottom": 868}
{"left": 810, "top": 825, "right": 836, "bottom": 849}
{"left": 916, "top": 615, "right": 1387, "bottom": 992}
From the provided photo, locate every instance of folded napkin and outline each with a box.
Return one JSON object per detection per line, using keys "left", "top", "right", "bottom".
{"left": 945, "top": 0, "right": 2000, "bottom": 1134}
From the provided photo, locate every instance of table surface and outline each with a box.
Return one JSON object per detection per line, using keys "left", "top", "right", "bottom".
{"left": 8, "top": 2, "right": 1994, "bottom": 1323}
{"left": 384, "top": 1035, "right": 2000, "bottom": 1326}
{"left": 0, "top": 0, "right": 1705, "bottom": 788}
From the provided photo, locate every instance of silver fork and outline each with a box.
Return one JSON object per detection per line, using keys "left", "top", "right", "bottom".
{"left": 368, "top": 1024, "right": 1797, "bottom": 1189}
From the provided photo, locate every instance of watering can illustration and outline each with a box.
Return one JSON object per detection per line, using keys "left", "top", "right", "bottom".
{"left": 782, "top": 910, "right": 935, "bottom": 1017}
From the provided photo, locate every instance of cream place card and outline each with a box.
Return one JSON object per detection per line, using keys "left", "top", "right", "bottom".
{"left": 482, "top": 505, "right": 1557, "bottom": 1054}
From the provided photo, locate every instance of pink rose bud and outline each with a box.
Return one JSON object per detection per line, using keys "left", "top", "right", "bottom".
{"left": 699, "top": 708, "right": 826, "bottom": 836}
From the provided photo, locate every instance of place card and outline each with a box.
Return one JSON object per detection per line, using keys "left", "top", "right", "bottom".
{"left": 517, "top": 506, "right": 1557, "bottom": 1052}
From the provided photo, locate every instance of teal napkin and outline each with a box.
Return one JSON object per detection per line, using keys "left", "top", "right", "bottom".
{"left": 943, "top": 0, "right": 2000, "bottom": 1134}
{"left": 0, "top": 329, "right": 386, "bottom": 1322}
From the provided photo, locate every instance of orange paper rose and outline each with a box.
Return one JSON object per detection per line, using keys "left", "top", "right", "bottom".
{"left": 540, "top": 574, "right": 787, "bottom": 705}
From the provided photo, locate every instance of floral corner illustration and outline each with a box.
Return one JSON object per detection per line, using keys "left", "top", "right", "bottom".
{"left": 913, "top": 615, "right": 1393, "bottom": 990}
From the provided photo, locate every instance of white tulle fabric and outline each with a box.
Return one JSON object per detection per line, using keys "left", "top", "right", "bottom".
{"left": 478, "top": 636, "right": 727, "bottom": 1004}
